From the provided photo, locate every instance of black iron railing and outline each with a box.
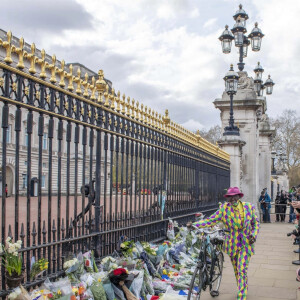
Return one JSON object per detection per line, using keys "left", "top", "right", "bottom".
{"left": 0, "top": 30, "right": 230, "bottom": 296}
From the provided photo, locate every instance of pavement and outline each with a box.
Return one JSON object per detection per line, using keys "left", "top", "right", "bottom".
{"left": 199, "top": 222, "right": 300, "bottom": 300}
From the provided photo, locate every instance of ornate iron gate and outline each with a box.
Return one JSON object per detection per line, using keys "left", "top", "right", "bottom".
{"left": 0, "top": 30, "right": 230, "bottom": 295}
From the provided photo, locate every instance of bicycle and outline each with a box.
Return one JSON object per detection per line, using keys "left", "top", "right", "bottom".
{"left": 187, "top": 226, "right": 228, "bottom": 300}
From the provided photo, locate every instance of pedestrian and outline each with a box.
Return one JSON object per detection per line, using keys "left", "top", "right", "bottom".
{"left": 259, "top": 189, "right": 271, "bottom": 223}
{"left": 288, "top": 187, "right": 297, "bottom": 223}
{"left": 275, "top": 192, "right": 281, "bottom": 222}
{"left": 192, "top": 187, "right": 259, "bottom": 300}
{"left": 280, "top": 190, "right": 287, "bottom": 222}
{"left": 5, "top": 184, "right": 8, "bottom": 197}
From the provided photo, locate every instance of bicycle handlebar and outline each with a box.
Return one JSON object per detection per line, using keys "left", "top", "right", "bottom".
{"left": 192, "top": 225, "right": 230, "bottom": 235}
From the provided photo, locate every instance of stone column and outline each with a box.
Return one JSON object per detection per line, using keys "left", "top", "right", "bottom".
{"left": 218, "top": 135, "right": 246, "bottom": 187}
{"left": 214, "top": 71, "right": 273, "bottom": 205}
{"left": 258, "top": 116, "right": 275, "bottom": 196}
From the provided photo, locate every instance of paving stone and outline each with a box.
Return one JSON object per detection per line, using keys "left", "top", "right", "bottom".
{"left": 260, "top": 263, "right": 291, "bottom": 270}
{"left": 255, "top": 286, "right": 296, "bottom": 299}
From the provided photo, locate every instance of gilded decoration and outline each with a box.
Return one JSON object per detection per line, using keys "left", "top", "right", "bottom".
{"left": 0, "top": 30, "right": 229, "bottom": 162}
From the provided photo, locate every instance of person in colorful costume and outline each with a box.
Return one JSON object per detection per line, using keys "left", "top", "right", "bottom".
{"left": 193, "top": 187, "right": 259, "bottom": 300}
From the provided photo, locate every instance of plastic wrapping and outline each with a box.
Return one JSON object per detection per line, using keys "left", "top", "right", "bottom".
{"left": 130, "top": 270, "right": 144, "bottom": 298}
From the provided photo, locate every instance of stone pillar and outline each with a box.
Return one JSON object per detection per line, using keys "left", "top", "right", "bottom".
{"left": 258, "top": 116, "right": 275, "bottom": 195}
{"left": 214, "top": 71, "right": 275, "bottom": 205}
{"left": 218, "top": 135, "right": 246, "bottom": 187}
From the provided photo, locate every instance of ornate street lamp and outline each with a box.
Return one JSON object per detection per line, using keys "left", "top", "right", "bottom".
{"left": 223, "top": 65, "right": 240, "bottom": 136}
{"left": 219, "top": 4, "right": 264, "bottom": 71}
{"left": 253, "top": 62, "right": 275, "bottom": 97}
{"left": 264, "top": 75, "right": 275, "bottom": 95}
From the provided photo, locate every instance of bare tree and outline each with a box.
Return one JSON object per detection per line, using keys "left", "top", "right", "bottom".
{"left": 270, "top": 110, "right": 300, "bottom": 170}
{"left": 199, "top": 125, "right": 222, "bottom": 145}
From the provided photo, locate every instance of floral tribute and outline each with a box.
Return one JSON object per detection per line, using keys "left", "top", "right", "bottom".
{"left": 6, "top": 219, "right": 223, "bottom": 300}
{"left": 0, "top": 237, "right": 23, "bottom": 276}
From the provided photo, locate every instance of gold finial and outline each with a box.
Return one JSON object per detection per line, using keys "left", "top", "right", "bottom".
{"left": 74, "top": 67, "right": 82, "bottom": 94}
{"left": 66, "top": 64, "right": 74, "bottom": 91}
{"left": 96, "top": 69, "right": 106, "bottom": 104}
{"left": 46, "top": 55, "right": 57, "bottom": 83}
{"left": 104, "top": 84, "right": 110, "bottom": 107}
{"left": 126, "top": 96, "right": 131, "bottom": 116}
{"left": 144, "top": 106, "right": 148, "bottom": 124}
{"left": 135, "top": 101, "right": 139, "bottom": 120}
{"left": 37, "top": 49, "right": 47, "bottom": 79}
{"left": 162, "top": 109, "right": 170, "bottom": 126}
{"left": 116, "top": 91, "right": 121, "bottom": 112}
{"left": 82, "top": 73, "right": 89, "bottom": 97}
{"left": 148, "top": 108, "right": 152, "bottom": 126}
{"left": 96, "top": 69, "right": 106, "bottom": 93}
{"left": 55, "top": 60, "right": 66, "bottom": 87}
{"left": 11, "top": 37, "right": 25, "bottom": 69}
{"left": 121, "top": 93, "right": 126, "bottom": 114}
{"left": 1, "top": 31, "right": 13, "bottom": 64}
{"left": 155, "top": 112, "right": 159, "bottom": 129}
{"left": 140, "top": 103, "right": 144, "bottom": 122}
{"left": 158, "top": 114, "right": 163, "bottom": 130}
{"left": 24, "top": 43, "right": 37, "bottom": 74}
{"left": 89, "top": 76, "right": 96, "bottom": 101}
{"left": 131, "top": 98, "right": 135, "bottom": 118}
{"left": 110, "top": 88, "right": 115, "bottom": 110}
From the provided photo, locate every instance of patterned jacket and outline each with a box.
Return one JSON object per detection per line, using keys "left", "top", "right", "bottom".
{"left": 194, "top": 201, "right": 259, "bottom": 257}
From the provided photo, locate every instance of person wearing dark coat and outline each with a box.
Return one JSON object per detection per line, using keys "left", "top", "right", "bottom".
{"left": 280, "top": 190, "right": 287, "bottom": 222}
{"left": 275, "top": 192, "right": 281, "bottom": 222}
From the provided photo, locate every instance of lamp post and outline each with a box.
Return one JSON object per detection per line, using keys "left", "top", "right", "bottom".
{"left": 219, "top": 4, "right": 264, "bottom": 72}
{"left": 223, "top": 64, "right": 240, "bottom": 135}
{"left": 271, "top": 150, "right": 276, "bottom": 175}
{"left": 219, "top": 4, "right": 275, "bottom": 135}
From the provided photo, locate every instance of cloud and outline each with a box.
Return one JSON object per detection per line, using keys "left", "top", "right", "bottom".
{"left": 1, "top": 0, "right": 300, "bottom": 131}
{"left": 203, "top": 18, "right": 217, "bottom": 29}
{"left": 1, "top": 0, "right": 93, "bottom": 41}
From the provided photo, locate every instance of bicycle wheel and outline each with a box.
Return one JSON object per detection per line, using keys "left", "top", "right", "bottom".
{"left": 210, "top": 251, "right": 224, "bottom": 297}
{"left": 187, "top": 265, "right": 205, "bottom": 300}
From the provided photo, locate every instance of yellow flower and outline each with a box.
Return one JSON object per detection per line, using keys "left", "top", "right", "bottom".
{"left": 163, "top": 269, "right": 167, "bottom": 275}
{"left": 98, "top": 278, "right": 101, "bottom": 282}
{"left": 57, "top": 290, "right": 62, "bottom": 295}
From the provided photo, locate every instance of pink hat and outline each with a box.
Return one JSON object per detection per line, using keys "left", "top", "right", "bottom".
{"left": 224, "top": 187, "right": 244, "bottom": 198}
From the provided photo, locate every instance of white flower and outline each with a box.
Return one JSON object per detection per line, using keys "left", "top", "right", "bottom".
{"left": 0, "top": 243, "right": 3, "bottom": 254}
{"left": 120, "top": 243, "right": 126, "bottom": 249}
{"left": 13, "top": 251, "right": 18, "bottom": 256}
{"left": 63, "top": 258, "right": 78, "bottom": 269}
{"left": 16, "top": 240, "right": 22, "bottom": 246}
{"left": 110, "top": 263, "right": 118, "bottom": 269}
{"left": 8, "top": 244, "right": 16, "bottom": 254}
{"left": 14, "top": 243, "right": 21, "bottom": 250}
{"left": 6, "top": 237, "right": 12, "bottom": 244}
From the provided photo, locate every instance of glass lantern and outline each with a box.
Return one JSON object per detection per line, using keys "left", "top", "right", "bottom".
{"left": 219, "top": 25, "right": 234, "bottom": 54}
{"left": 254, "top": 62, "right": 264, "bottom": 80}
{"left": 233, "top": 4, "right": 249, "bottom": 28}
{"left": 248, "top": 22, "right": 264, "bottom": 51}
{"left": 264, "top": 75, "right": 275, "bottom": 95}
{"left": 223, "top": 65, "right": 239, "bottom": 94}
{"left": 231, "top": 18, "right": 246, "bottom": 47}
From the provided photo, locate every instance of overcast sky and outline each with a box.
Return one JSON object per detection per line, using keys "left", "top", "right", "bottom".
{"left": 1, "top": 0, "right": 299, "bottom": 131}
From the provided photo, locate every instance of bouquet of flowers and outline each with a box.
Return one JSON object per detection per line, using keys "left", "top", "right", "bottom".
{"left": 30, "top": 258, "right": 49, "bottom": 280}
{"left": 0, "top": 237, "right": 23, "bottom": 277}
{"left": 63, "top": 254, "right": 84, "bottom": 283}
{"left": 120, "top": 241, "right": 136, "bottom": 257}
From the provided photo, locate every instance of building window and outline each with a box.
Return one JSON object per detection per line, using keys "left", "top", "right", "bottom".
{"left": 42, "top": 163, "right": 46, "bottom": 168}
{"left": 43, "top": 133, "right": 48, "bottom": 150}
{"left": 41, "top": 175, "right": 46, "bottom": 188}
{"left": 24, "top": 161, "right": 27, "bottom": 166}
{"left": 22, "top": 174, "right": 27, "bottom": 189}
{"left": 6, "top": 125, "right": 11, "bottom": 143}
